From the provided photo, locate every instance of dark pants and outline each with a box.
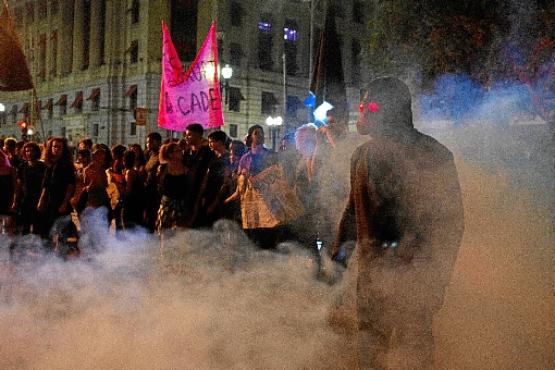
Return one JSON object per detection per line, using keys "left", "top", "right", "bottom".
{"left": 357, "top": 254, "right": 445, "bottom": 370}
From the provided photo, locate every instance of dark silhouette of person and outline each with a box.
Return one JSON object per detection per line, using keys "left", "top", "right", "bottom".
{"left": 332, "top": 77, "right": 464, "bottom": 369}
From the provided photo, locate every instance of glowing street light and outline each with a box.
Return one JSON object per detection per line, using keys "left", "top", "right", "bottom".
{"left": 221, "top": 64, "right": 233, "bottom": 80}
{"left": 0, "top": 103, "right": 5, "bottom": 112}
{"left": 265, "top": 115, "right": 283, "bottom": 150}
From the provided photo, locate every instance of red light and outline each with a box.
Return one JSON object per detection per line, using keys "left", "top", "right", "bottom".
{"left": 368, "top": 102, "right": 380, "bottom": 113}
{"left": 18, "top": 121, "right": 28, "bottom": 129}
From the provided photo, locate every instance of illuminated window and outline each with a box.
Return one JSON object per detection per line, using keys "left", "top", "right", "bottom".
{"left": 258, "top": 21, "right": 272, "bottom": 32}
{"left": 283, "top": 28, "right": 297, "bottom": 42}
{"left": 284, "top": 20, "right": 298, "bottom": 75}
{"left": 258, "top": 15, "right": 273, "bottom": 70}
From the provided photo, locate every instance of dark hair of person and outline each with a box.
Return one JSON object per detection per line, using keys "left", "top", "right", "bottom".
{"left": 186, "top": 123, "right": 204, "bottom": 136}
{"left": 79, "top": 138, "right": 93, "bottom": 149}
{"left": 4, "top": 137, "right": 16, "bottom": 151}
{"left": 93, "top": 143, "right": 113, "bottom": 169}
{"left": 123, "top": 149, "right": 136, "bottom": 170}
{"left": 42, "top": 137, "right": 73, "bottom": 165}
{"left": 207, "top": 130, "right": 228, "bottom": 144}
{"left": 365, "top": 77, "right": 414, "bottom": 131}
{"left": 23, "top": 142, "right": 41, "bottom": 161}
{"left": 77, "top": 148, "right": 91, "bottom": 161}
{"left": 230, "top": 139, "right": 247, "bottom": 159}
{"left": 129, "top": 143, "right": 146, "bottom": 166}
{"left": 245, "top": 124, "right": 265, "bottom": 148}
{"left": 147, "top": 132, "right": 162, "bottom": 143}
{"left": 111, "top": 144, "right": 127, "bottom": 160}
{"left": 159, "top": 142, "right": 180, "bottom": 164}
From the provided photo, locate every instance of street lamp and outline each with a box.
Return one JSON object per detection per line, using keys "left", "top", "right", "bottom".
{"left": 0, "top": 103, "right": 5, "bottom": 112}
{"left": 265, "top": 115, "right": 283, "bottom": 151}
{"left": 221, "top": 64, "right": 233, "bottom": 105}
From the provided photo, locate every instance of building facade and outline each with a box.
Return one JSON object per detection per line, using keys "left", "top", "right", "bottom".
{"left": 0, "top": 0, "right": 369, "bottom": 146}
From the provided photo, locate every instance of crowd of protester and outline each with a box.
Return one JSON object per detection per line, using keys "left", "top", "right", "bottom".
{"left": 0, "top": 116, "right": 350, "bottom": 256}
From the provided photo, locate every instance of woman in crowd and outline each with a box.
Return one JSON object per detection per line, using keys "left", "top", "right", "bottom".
{"left": 121, "top": 149, "right": 145, "bottom": 230}
{"left": 13, "top": 142, "right": 47, "bottom": 234}
{"left": 0, "top": 145, "right": 16, "bottom": 234}
{"left": 129, "top": 143, "right": 147, "bottom": 182}
{"left": 83, "top": 147, "right": 110, "bottom": 210}
{"left": 226, "top": 125, "right": 278, "bottom": 248}
{"left": 36, "top": 137, "right": 76, "bottom": 241}
{"left": 156, "top": 142, "right": 192, "bottom": 251}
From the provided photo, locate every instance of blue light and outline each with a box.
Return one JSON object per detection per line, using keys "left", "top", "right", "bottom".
{"left": 284, "top": 27, "right": 297, "bottom": 42}
{"left": 258, "top": 21, "right": 271, "bottom": 32}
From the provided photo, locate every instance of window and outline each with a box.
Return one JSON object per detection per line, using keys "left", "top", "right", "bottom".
{"left": 228, "top": 87, "right": 245, "bottom": 112}
{"left": 229, "top": 124, "right": 238, "bottom": 138}
{"left": 57, "top": 95, "right": 67, "bottom": 115}
{"left": 171, "top": 0, "right": 197, "bottom": 62}
{"left": 0, "top": 112, "right": 6, "bottom": 125}
{"left": 93, "top": 123, "right": 99, "bottom": 137}
{"left": 11, "top": 105, "right": 17, "bottom": 124}
{"left": 258, "top": 15, "right": 273, "bottom": 70}
{"left": 38, "top": 0, "right": 47, "bottom": 20}
{"left": 38, "top": 34, "right": 47, "bottom": 81}
{"left": 126, "top": 84, "right": 138, "bottom": 136}
{"left": 261, "top": 91, "right": 277, "bottom": 115}
{"left": 46, "top": 98, "right": 54, "bottom": 119}
{"left": 229, "top": 43, "right": 243, "bottom": 67}
{"left": 98, "top": 0, "right": 106, "bottom": 65}
{"left": 71, "top": 91, "right": 84, "bottom": 113}
{"left": 352, "top": 2, "right": 364, "bottom": 24}
{"left": 82, "top": 0, "right": 91, "bottom": 70}
{"left": 283, "top": 20, "right": 298, "bottom": 76}
{"left": 230, "top": 2, "right": 243, "bottom": 27}
{"left": 51, "top": 0, "right": 59, "bottom": 15}
{"left": 286, "top": 96, "right": 300, "bottom": 119}
{"left": 125, "top": 85, "right": 138, "bottom": 110}
{"left": 131, "top": 0, "right": 140, "bottom": 24}
{"left": 14, "top": 8, "right": 23, "bottom": 24}
{"left": 50, "top": 31, "right": 58, "bottom": 76}
{"left": 129, "top": 40, "right": 139, "bottom": 64}
{"left": 329, "top": 3, "right": 344, "bottom": 18}
{"left": 61, "top": 126, "right": 66, "bottom": 137}
{"left": 87, "top": 88, "right": 101, "bottom": 111}
{"left": 26, "top": 3, "right": 34, "bottom": 23}
{"left": 351, "top": 39, "right": 361, "bottom": 85}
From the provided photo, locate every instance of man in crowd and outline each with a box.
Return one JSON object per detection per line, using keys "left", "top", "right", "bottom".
{"left": 333, "top": 77, "right": 464, "bottom": 369}
{"left": 144, "top": 132, "right": 162, "bottom": 232}
{"left": 183, "top": 123, "right": 214, "bottom": 227}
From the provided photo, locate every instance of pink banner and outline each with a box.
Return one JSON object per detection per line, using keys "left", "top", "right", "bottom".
{"left": 158, "top": 21, "right": 224, "bottom": 131}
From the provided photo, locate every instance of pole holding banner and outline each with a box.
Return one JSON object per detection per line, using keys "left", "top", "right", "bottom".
{"left": 158, "top": 21, "right": 224, "bottom": 131}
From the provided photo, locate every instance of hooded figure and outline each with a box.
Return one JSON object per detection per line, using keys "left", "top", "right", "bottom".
{"left": 333, "top": 77, "right": 464, "bottom": 369}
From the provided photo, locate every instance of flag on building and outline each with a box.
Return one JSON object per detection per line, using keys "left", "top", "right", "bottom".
{"left": 0, "top": 0, "right": 33, "bottom": 92}
{"left": 158, "top": 21, "right": 223, "bottom": 131}
{"left": 309, "top": 7, "right": 347, "bottom": 122}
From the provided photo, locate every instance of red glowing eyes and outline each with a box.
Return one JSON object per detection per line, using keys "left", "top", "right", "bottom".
{"left": 368, "top": 102, "right": 380, "bottom": 113}
{"left": 359, "top": 102, "right": 380, "bottom": 113}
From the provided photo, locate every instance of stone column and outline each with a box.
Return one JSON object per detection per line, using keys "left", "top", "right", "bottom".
{"left": 72, "top": 0, "right": 85, "bottom": 72}
{"left": 60, "top": 0, "right": 75, "bottom": 75}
